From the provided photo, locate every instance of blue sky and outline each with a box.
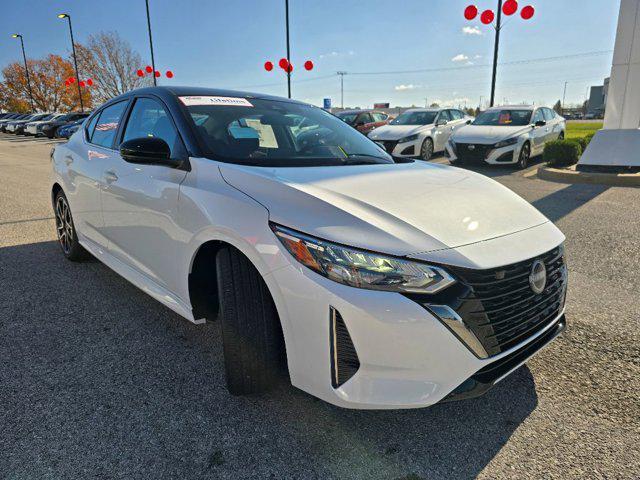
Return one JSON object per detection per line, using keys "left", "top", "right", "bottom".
{"left": 1, "top": 0, "right": 621, "bottom": 108}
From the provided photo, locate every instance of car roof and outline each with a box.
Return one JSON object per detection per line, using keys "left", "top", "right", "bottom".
{"left": 403, "top": 108, "right": 442, "bottom": 113}
{"left": 486, "top": 105, "right": 536, "bottom": 110}
{"left": 108, "top": 86, "right": 307, "bottom": 106}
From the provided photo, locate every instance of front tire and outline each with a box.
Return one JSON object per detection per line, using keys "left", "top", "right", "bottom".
{"left": 54, "top": 191, "right": 89, "bottom": 261}
{"left": 420, "top": 138, "right": 434, "bottom": 161}
{"left": 517, "top": 142, "right": 531, "bottom": 169}
{"left": 216, "top": 247, "right": 285, "bottom": 395}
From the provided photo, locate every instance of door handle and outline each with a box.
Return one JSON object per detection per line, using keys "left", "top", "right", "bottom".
{"left": 104, "top": 170, "right": 118, "bottom": 183}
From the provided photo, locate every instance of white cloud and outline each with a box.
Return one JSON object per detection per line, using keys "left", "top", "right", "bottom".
{"left": 319, "top": 50, "right": 355, "bottom": 59}
{"left": 474, "top": 54, "right": 483, "bottom": 59}
{"left": 462, "top": 26, "right": 483, "bottom": 36}
{"left": 451, "top": 54, "right": 469, "bottom": 63}
{"left": 394, "top": 84, "right": 421, "bottom": 91}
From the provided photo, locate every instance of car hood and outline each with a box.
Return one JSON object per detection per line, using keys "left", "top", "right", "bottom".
{"left": 453, "top": 125, "right": 531, "bottom": 144}
{"left": 368, "top": 124, "right": 432, "bottom": 141}
{"left": 219, "top": 161, "right": 549, "bottom": 257}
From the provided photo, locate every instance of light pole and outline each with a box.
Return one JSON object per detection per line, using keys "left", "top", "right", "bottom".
{"left": 57, "top": 14, "right": 84, "bottom": 112}
{"left": 337, "top": 71, "right": 347, "bottom": 108}
{"left": 145, "top": 0, "right": 157, "bottom": 86}
{"left": 11, "top": 34, "right": 35, "bottom": 112}
{"left": 562, "top": 81, "right": 568, "bottom": 116}
{"left": 489, "top": 0, "right": 504, "bottom": 107}
{"left": 285, "top": 0, "right": 291, "bottom": 98}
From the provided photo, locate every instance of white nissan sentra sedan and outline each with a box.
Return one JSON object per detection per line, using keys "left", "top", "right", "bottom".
{"left": 368, "top": 108, "right": 473, "bottom": 161}
{"left": 446, "top": 106, "right": 566, "bottom": 169}
{"left": 50, "top": 87, "right": 567, "bottom": 409}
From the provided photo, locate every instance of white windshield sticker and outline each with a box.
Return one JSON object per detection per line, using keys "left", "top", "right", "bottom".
{"left": 179, "top": 96, "right": 253, "bottom": 107}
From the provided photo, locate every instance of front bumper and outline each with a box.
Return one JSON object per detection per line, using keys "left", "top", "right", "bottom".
{"left": 374, "top": 138, "right": 422, "bottom": 158}
{"left": 268, "top": 248, "right": 566, "bottom": 409}
{"left": 446, "top": 141, "right": 520, "bottom": 165}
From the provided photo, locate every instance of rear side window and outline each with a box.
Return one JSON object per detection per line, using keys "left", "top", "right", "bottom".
{"left": 89, "top": 101, "right": 128, "bottom": 149}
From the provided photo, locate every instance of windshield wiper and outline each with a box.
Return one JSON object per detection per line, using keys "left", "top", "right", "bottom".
{"left": 342, "top": 154, "right": 393, "bottom": 165}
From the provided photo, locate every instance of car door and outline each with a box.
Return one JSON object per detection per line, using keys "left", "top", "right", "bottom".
{"left": 355, "top": 112, "right": 374, "bottom": 133}
{"left": 543, "top": 108, "right": 562, "bottom": 141}
{"left": 99, "top": 96, "right": 188, "bottom": 294}
{"left": 531, "top": 109, "right": 548, "bottom": 154}
{"left": 69, "top": 100, "right": 130, "bottom": 249}
{"left": 433, "top": 110, "right": 453, "bottom": 151}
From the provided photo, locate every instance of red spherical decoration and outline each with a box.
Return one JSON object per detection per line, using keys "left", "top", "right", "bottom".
{"left": 480, "top": 9, "right": 495, "bottom": 24}
{"left": 145, "top": 65, "right": 153, "bottom": 73}
{"left": 136, "top": 69, "right": 144, "bottom": 77}
{"left": 502, "top": 0, "right": 518, "bottom": 16}
{"left": 304, "top": 60, "right": 314, "bottom": 71}
{"left": 69, "top": 77, "right": 76, "bottom": 84}
{"left": 86, "top": 78, "right": 94, "bottom": 86}
{"left": 286, "top": 63, "right": 293, "bottom": 73}
{"left": 279, "top": 58, "right": 289, "bottom": 70}
{"left": 264, "top": 61, "right": 274, "bottom": 72}
{"left": 65, "top": 80, "right": 70, "bottom": 86}
{"left": 521, "top": 5, "right": 535, "bottom": 20}
{"left": 166, "top": 70, "right": 174, "bottom": 78}
{"left": 464, "top": 5, "right": 478, "bottom": 20}
{"left": 154, "top": 70, "right": 161, "bottom": 77}
{"left": 79, "top": 81, "right": 86, "bottom": 88}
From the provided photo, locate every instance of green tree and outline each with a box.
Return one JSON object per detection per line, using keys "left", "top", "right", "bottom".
{"left": 553, "top": 100, "right": 562, "bottom": 114}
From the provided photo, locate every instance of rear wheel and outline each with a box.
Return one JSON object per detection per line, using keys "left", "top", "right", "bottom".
{"left": 54, "top": 191, "right": 89, "bottom": 261}
{"left": 517, "top": 142, "right": 531, "bottom": 169}
{"left": 216, "top": 247, "right": 285, "bottom": 395}
{"left": 420, "top": 138, "right": 434, "bottom": 161}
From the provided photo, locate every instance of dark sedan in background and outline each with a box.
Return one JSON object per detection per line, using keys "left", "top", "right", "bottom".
{"left": 56, "top": 118, "right": 86, "bottom": 139}
{"left": 38, "top": 112, "right": 90, "bottom": 138}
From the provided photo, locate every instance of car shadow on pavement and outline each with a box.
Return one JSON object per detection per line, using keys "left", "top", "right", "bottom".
{"left": 0, "top": 240, "right": 538, "bottom": 480}
{"left": 531, "top": 183, "right": 610, "bottom": 223}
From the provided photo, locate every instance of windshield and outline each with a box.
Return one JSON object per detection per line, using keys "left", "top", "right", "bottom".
{"left": 390, "top": 111, "right": 438, "bottom": 126}
{"left": 473, "top": 110, "right": 532, "bottom": 126}
{"left": 182, "top": 97, "right": 393, "bottom": 167}
{"left": 336, "top": 112, "right": 358, "bottom": 125}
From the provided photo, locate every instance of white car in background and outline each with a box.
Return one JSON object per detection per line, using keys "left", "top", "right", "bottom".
{"left": 368, "top": 108, "right": 473, "bottom": 161}
{"left": 446, "top": 106, "right": 566, "bottom": 169}
{"left": 24, "top": 113, "right": 64, "bottom": 136}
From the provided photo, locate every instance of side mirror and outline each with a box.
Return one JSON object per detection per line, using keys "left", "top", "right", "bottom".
{"left": 535, "top": 120, "right": 547, "bottom": 127}
{"left": 466, "top": 119, "right": 472, "bottom": 125}
{"left": 120, "top": 137, "right": 180, "bottom": 167}
{"left": 436, "top": 119, "right": 448, "bottom": 126}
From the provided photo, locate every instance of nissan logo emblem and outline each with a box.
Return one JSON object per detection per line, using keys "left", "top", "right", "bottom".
{"left": 529, "top": 259, "right": 547, "bottom": 294}
{"left": 468, "top": 145, "right": 476, "bottom": 150}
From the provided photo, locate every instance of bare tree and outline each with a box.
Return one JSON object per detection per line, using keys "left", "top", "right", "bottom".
{"left": 76, "top": 32, "right": 152, "bottom": 103}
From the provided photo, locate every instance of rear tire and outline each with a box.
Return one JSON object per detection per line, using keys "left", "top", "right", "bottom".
{"left": 216, "top": 247, "right": 285, "bottom": 395}
{"left": 54, "top": 190, "right": 89, "bottom": 261}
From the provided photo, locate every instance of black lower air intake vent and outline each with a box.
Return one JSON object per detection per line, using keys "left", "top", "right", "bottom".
{"left": 330, "top": 308, "right": 360, "bottom": 388}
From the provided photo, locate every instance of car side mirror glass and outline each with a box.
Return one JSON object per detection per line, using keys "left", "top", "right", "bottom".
{"left": 535, "top": 120, "right": 547, "bottom": 127}
{"left": 120, "top": 137, "right": 180, "bottom": 167}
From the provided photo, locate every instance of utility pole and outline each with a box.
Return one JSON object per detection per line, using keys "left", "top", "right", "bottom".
{"left": 285, "top": 0, "right": 291, "bottom": 98}
{"left": 11, "top": 34, "right": 35, "bottom": 112}
{"left": 57, "top": 14, "right": 84, "bottom": 112}
{"left": 562, "top": 81, "right": 568, "bottom": 115}
{"left": 337, "top": 71, "right": 347, "bottom": 108}
{"left": 490, "top": 0, "right": 504, "bottom": 107}
{"left": 424, "top": 97, "right": 428, "bottom": 108}
{"left": 145, "top": 0, "right": 157, "bottom": 86}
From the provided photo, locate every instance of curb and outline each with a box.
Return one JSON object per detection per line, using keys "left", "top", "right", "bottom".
{"left": 536, "top": 166, "right": 640, "bottom": 187}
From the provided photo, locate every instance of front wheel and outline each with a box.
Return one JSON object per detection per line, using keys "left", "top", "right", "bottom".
{"left": 420, "top": 138, "right": 434, "bottom": 161}
{"left": 216, "top": 247, "right": 285, "bottom": 395}
{"left": 517, "top": 142, "right": 531, "bottom": 169}
{"left": 558, "top": 131, "right": 565, "bottom": 140}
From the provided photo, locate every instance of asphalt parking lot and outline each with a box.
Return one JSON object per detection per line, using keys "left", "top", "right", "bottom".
{"left": 0, "top": 133, "right": 638, "bottom": 480}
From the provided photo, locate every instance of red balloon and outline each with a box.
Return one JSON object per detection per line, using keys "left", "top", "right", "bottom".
{"left": 166, "top": 70, "right": 174, "bottom": 78}
{"left": 87, "top": 78, "right": 94, "bottom": 86}
{"left": 136, "top": 69, "right": 144, "bottom": 77}
{"left": 69, "top": 77, "right": 76, "bottom": 84}
{"left": 521, "top": 5, "right": 535, "bottom": 19}
{"left": 286, "top": 63, "right": 293, "bottom": 73}
{"left": 464, "top": 5, "right": 478, "bottom": 20}
{"left": 264, "top": 61, "right": 274, "bottom": 71}
{"left": 502, "top": 0, "right": 518, "bottom": 16}
{"left": 278, "top": 58, "right": 289, "bottom": 70}
{"left": 145, "top": 65, "right": 153, "bottom": 73}
{"left": 154, "top": 70, "right": 161, "bottom": 77}
{"left": 304, "top": 60, "right": 314, "bottom": 71}
{"left": 65, "top": 80, "right": 70, "bottom": 86}
{"left": 79, "top": 81, "right": 86, "bottom": 88}
{"left": 481, "top": 9, "right": 495, "bottom": 24}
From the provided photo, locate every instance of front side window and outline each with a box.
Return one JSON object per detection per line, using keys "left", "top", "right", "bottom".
{"left": 532, "top": 109, "right": 545, "bottom": 124}
{"left": 543, "top": 108, "right": 556, "bottom": 121}
{"left": 181, "top": 97, "right": 392, "bottom": 167}
{"left": 438, "top": 110, "right": 452, "bottom": 123}
{"left": 473, "top": 110, "right": 533, "bottom": 126}
{"left": 372, "top": 113, "right": 388, "bottom": 122}
{"left": 122, "top": 97, "right": 180, "bottom": 155}
{"left": 390, "top": 111, "right": 438, "bottom": 126}
{"left": 336, "top": 112, "right": 358, "bottom": 125}
{"left": 90, "top": 101, "right": 128, "bottom": 149}
{"left": 356, "top": 113, "right": 373, "bottom": 125}
{"left": 450, "top": 110, "right": 464, "bottom": 120}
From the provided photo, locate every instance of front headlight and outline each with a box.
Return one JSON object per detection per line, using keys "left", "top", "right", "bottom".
{"left": 272, "top": 224, "right": 456, "bottom": 294}
{"left": 494, "top": 136, "right": 519, "bottom": 148}
{"left": 398, "top": 134, "right": 420, "bottom": 143}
